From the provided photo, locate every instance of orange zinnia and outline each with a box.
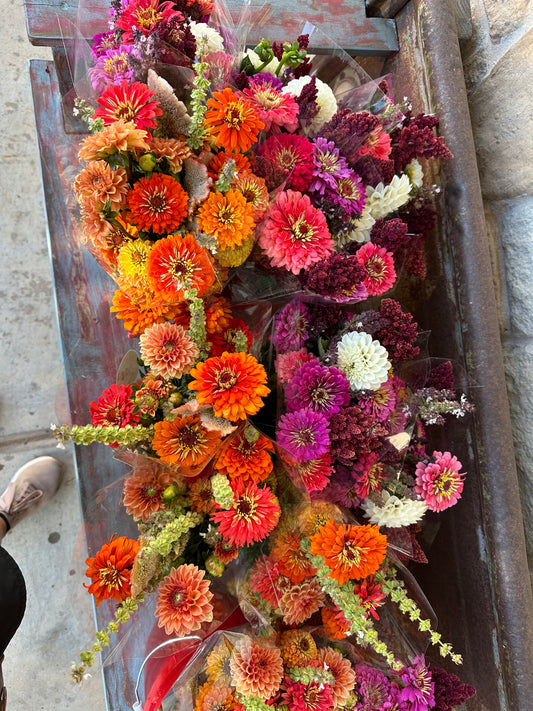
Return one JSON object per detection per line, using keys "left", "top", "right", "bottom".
{"left": 204, "top": 88, "right": 265, "bottom": 153}
{"left": 205, "top": 296, "right": 233, "bottom": 337}
{"left": 309, "top": 519, "right": 387, "bottom": 585}
{"left": 152, "top": 415, "right": 221, "bottom": 475}
{"left": 207, "top": 150, "right": 251, "bottom": 181}
{"left": 188, "top": 352, "right": 270, "bottom": 421}
{"left": 197, "top": 189, "right": 255, "bottom": 250}
{"left": 84, "top": 534, "right": 140, "bottom": 606}
{"left": 126, "top": 173, "right": 188, "bottom": 234}
{"left": 111, "top": 285, "right": 184, "bottom": 335}
{"left": 146, "top": 233, "right": 216, "bottom": 303}
{"left": 216, "top": 429, "right": 274, "bottom": 483}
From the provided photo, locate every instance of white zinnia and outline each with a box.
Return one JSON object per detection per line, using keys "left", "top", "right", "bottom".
{"left": 361, "top": 490, "right": 428, "bottom": 528}
{"left": 282, "top": 75, "right": 337, "bottom": 135}
{"left": 365, "top": 173, "right": 412, "bottom": 220}
{"left": 189, "top": 21, "right": 225, "bottom": 55}
{"left": 337, "top": 331, "right": 390, "bottom": 391}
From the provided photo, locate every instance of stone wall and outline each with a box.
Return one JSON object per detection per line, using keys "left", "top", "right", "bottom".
{"left": 461, "top": 0, "right": 533, "bottom": 581}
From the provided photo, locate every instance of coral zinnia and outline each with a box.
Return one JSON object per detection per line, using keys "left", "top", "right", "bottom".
{"left": 414, "top": 451, "right": 465, "bottom": 512}
{"left": 243, "top": 81, "right": 300, "bottom": 133}
{"left": 89, "top": 383, "right": 140, "bottom": 428}
{"left": 230, "top": 639, "right": 283, "bottom": 701}
{"left": 140, "top": 321, "right": 199, "bottom": 380}
{"left": 309, "top": 519, "right": 388, "bottom": 584}
{"left": 122, "top": 461, "right": 175, "bottom": 522}
{"left": 94, "top": 80, "right": 162, "bottom": 130}
{"left": 146, "top": 233, "right": 216, "bottom": 302}
{"left": 126, "top": 173, "right": 188, "bottom": 234}
{"left": 287, "top": 453, "right": 333, "bottom": 493}
{"left": 205, "top": 87, "right": 264, "bottom": 152}
{"left": 111, "top": 284, "right": 184, "bottom": 335}
{"left": 272, "top": 530, "right": 316, "bottom": 583}
{"left": 188, "top": 351, "right": 270, "bottom": 421}
{"left": 321, "top": 607, "right": 351, "bottom": 640}
{"left": 211, "top": 479, "right": 280, "bottom": 547}
{"left": 155, "top": 563, "right": 214, "bottom": 636}
{"left": 85, "top": 534, "right": 139, "bottom": 605}
{"left": 216, "top": 429, "right": 274, "bottom": 484}
{"left": 152, "top": 415, "right": 221, "bottom": 475}
{"left": 207, "top": 150, "right": 251, "bottom": 181}
{"left": 197, "top": 188, "right": 255, "bottom": 250}
{"left": 356, "top": 241, "right": 396, "bottom": 296}
{"left": 259, "top": 190, "right": 333, "bottom": 274}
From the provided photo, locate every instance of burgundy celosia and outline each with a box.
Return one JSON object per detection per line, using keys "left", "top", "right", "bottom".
{"left": 374, "top": 298, "right": 420, "bottom": 363}
{"left": 390, "top": 111, "right": 452, "bottom": 171}
{"left": 302, "top": 252, "right": 367, "bottom": 301}
{"left": 429, "top": 665, "right": 477, "bottom": 711}
{"left": 328, "top": 405, "right": 387, "bottom": 464}
{"left": 370, "top": 217, "right": 411, "bottom": 253}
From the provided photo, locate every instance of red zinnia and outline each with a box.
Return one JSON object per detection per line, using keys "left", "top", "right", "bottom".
{"left": 211, "top": 479, "right": 280, "bottom": 547}
{"left": 115, "top": 0, "right": 178, "bottom": 42}
{"left": 255, "top": 133, "right": 315, "bottom": 191}
{"left": 127, "top": 173, "right": 188, "bottom": 234}
{"left": 89, "top": 383, "right": 140, "bottom": 428}
{"left": 85, "top": 534, "right": 139, "bottom": 605}
{"left": 94, "top": 80, "right": 162, "bottom": 130}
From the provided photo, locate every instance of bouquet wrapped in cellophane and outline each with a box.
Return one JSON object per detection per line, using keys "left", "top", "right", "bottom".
{"left": 54, "top": 0, "right": 478, "bottom": 708}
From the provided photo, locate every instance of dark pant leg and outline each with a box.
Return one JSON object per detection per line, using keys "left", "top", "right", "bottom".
{"left": 0, "top": 546, "right": 26, "bottom": 657}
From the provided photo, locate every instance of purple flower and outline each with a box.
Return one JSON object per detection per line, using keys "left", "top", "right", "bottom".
{"left": 250, "top": 72, "right": 283, "bottom": 91}
{"left": 277, "top": 407, "right": 330, "bottom": 462}
{"left": 399, "top": 656, "right": 435, "bottom": 711}
{"left": 285, "top": 362, "right": 351, "bottom": 418}
{"left": 325, "top": 168, "right": 366, "bottom": 219}
{"left": 89, "top": 45, "right": 137, "bottom": 93}
{"left": 309, "top": 137, "right": 350, "bottom": 195}
{"left": 272, "top": 300, "right": 309, "bottom": 353}
{"left": 353, "top": 663, "right": 391, "bottom": 711}
{"left": 91, "top": 31, "right": 118, "bottom": 59}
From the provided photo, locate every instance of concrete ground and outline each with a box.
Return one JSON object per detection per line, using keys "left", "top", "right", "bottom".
{"left": 1, "top": 1, "right": 531, "bottom": 710}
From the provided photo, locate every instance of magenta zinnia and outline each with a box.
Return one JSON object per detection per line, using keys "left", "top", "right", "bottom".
{"left": 277, "top": 407, "right": 330, "bottom": 462}
{"left": 93, "top": 80, "right": 162, "bottom": 130}
{"left": 285, "top": 362, "right": 351, "bottom": 418}
{"left": 259, "top": 190, "right": 333, "bottom": 274}
{"left": 414, "top": 451, "right": 465, "bottom": 512}
{"left": 211, "top": 479, "right": 280, "bottom": 547}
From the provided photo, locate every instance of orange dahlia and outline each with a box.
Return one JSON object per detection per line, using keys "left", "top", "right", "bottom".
{"left": 279, "top": 578, "right": 325, "bottom": 625}
{"left": 280, "top": 630, "right": 318, "bottom": 668}
{"left": 197, "top": 189, "right": 255, "bottom": 250}
{"left": 139, "top": 321, "right": 199, "bottom": 380}
{"left": 309, "top": 519, "right": 387, "bottom": 585}
{"left": 207, "top": 150, "right": 251, "bottom": 181}
{"left": 122, "top": 461, "right": 176, "bottom": 522}
{"left": 194, "top": 682, "right": 235, "bottom": 711}
{"left": 84, "top": 534, "right": 140, "bottom": 606}
{"left": 188, "top": 351, "right": 270, "bottom": 421}
{"left": 215, "top": 429, "right": 274, "bottom": 484}
{"left": 126, "top": 173, "right": 188, "bottom": 234}
{"left": 316, "top": 647, "right": 356, "bottom": 708}
{"left": 204, "top": 88, "right": 265, "bottom": 153}
{"left": 155, "top": 563, "right": 214, "bottom": 636}
{"left": 205, "top": 296, "right": 233, "bottom": 336}
{"left": 78, "top": 119, "right": 150, "bottom": 162}
{"left": 152, "top": 415, "right": 221, "bottom": 475}
{"left": 111, "top": 285, "right": 184, "bottom": 335}
{"left": 146, "top": 233, "right": 216, "bottom": 303}
{"left": 149, "top": 136, "right": 191, "bottom": 173}
{"left": 74, "top": 162, "right": 129, "bottom": 211}
{"left": 230, "top": 639, "right": 283, "bottom": 701}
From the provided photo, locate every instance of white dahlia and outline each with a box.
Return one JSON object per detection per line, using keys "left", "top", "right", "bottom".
{"left": 361, "top": 490, "right": 428, "bottom": 528}
{"left": 189, "top": 21, "right": 225, "bottom": 55}
{"left": 334, "top": 207, "right": 375, "bottom": 248}
{"left": 365, "top": 173, "right": 412, "bottom": 220}
{"left": 336, "top": 331, "right": 391, "bottom": 391}
{"left": 282, "top": 75, "right": 337, "bottom": 135}
{"left": 405, "top": 158, "right": 424, "bottom": 190}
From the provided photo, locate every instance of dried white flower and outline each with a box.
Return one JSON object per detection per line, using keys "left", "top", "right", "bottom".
{"left": 365, "top": 173, "right": 412, "bottom": 220}
{"left": 361, "top": 490, "right": 428, "bottom": 527}
{"left": 336, "top": 331, "right": 390, "bottom": 391}
{"left": 189, "top": 21, "right": 225, "bottom": 55}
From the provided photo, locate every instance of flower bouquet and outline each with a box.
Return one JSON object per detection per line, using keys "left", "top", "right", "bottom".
{"left": 51, "top": 0, "right": 481, "bottom": 708}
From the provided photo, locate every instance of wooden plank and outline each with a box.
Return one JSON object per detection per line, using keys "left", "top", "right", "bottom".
{"left": 28, "top": 58, "right": 150, "bottom": 710}
{"left": 24, "top": 0, "right": 398, "bottom": 55}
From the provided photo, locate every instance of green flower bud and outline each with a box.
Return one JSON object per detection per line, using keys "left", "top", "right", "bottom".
{"left": 139, "top": 153, "right": 157, "bottom": 172}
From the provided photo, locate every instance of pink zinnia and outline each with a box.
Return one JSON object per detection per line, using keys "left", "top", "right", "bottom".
{"left": 358, "top": 124, "right": 392, "bottom": 160}
{"left": 358, "top": 378, "right": 397, "bottom": 422}
{"left": 242, "top": 82, "right": 299, "bottom": 133}
{"left": 94, "top": 80, "right": 162, "bottom": 130}
{"left": 255, "top": 134, "right": 315, "bottom": 191}
{"left": 282, "top": 678, "right": 334, "bottom": 711}
{"left": 115, "top": 0, "right": 178, "bottom": 42}
{"left": 249, "top": 556, "right": 285, "bottom": 607}
{"left": 139, "top": 321, "right": 199, "bottom": 380}
{"left": 259, "top": 190, "right": 334, "bottom": 274}
{"left": 356, "top": 241, "right": 396, "bottom": 296}
{"left": 276, "top": 349, "right": 318, "bottom": 384}
{"left": 212, "top": 479, "right": 281, "bottom": 547}
{"left": 414, "top": 450, "right": 465, "bottom": 512}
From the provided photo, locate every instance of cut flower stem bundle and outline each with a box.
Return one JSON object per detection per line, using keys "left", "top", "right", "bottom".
{"left": 56, "top": 1, "right": 478, "bottom": 708}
